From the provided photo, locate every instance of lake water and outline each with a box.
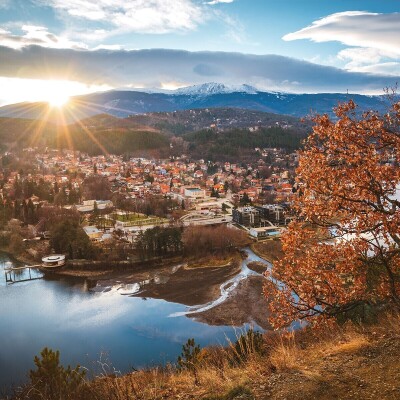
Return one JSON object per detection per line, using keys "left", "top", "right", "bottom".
{"left": 0, "top": 253, "right": 247, "bottom": 392}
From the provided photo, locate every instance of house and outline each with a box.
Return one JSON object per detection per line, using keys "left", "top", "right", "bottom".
{"left": 195, "top": 200, "right": 222, "bottom": 213}
{"left": 83, "top": 226, "right": 103, "bottom": 241}
{"left": 249, "top": 226, "right": 281, "bottom": 239}
{"left": 193, "top": 170, "right": 204, "bottom": 179}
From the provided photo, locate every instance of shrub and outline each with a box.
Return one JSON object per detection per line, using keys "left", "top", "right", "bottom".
{"left": 177, "top": 338, "right": 201, "bottom": 371}
{"left": 28, "top": 347, "right": 86, "bottom": 400}
{"left": 230, "top": 329, "right": 265, "bottom": 364}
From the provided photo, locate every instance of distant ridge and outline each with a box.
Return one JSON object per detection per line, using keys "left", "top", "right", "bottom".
{"left": 0, "top": 82, "right": 392, "bottom": 123}
{"left": 172, "top": 82, "right": 259, "bottom": 96}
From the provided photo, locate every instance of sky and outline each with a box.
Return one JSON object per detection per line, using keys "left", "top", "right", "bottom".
{"left": 1, "top": 0, "right": 400, "bottom": 105}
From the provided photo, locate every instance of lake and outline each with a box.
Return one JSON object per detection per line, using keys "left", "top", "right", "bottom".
{"left": 0, "top": 252, "right": 245, "bottom": 392}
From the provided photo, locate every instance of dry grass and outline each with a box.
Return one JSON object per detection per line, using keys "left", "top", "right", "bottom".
{"left": 251, "top": 240, "right": 283, "bottom": 264}
{"left": 268, "top": 332, "right": 299, "bottom": 371}
{"left": 87, "top": 357, "right": 257, "bottom": 400}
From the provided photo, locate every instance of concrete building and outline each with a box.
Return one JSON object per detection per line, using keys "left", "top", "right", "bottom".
{"left": 73, "top": 200, "right": 113, "bottom": 214}
{"left": 232, "top": 207, "right": 261, "bottom": 227}
{"left": 256, "top": 204, "right": 287, "bottom": 225}
{"left": 182, "top": 187, "right": 206, "bottom": 199}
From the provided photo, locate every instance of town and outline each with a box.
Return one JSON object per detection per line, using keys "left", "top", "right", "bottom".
{"left": 0, "top": 145, "right": 298, "bottom": 264}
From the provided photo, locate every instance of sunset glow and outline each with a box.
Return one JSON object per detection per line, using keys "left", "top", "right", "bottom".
{"left": 48, "top": 93, "right": 70, "bottom": 108}
{"left": 0, "top": 77, "right": 111, "bottom": 107}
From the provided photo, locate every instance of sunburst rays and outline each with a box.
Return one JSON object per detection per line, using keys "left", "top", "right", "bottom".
{"left": 4, "top": 88, "right": 147, "bottom": 157}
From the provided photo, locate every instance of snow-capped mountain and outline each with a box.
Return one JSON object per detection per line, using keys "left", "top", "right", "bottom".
{"left": 173, "top": 82, "right": 259, "bottom": 96}
{"left": 0, "top": 82, "right": 392, "bottom": 122}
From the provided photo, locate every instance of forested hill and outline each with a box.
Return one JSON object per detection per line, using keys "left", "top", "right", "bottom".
{"left": 126, "top": 108, "right": 311, "bottom": 135}
{"left": 0, "top": 108, "right": 308, "bottom": 159}
{"left": 0, "top": 117, "right": 169, "bottom": 157}
{"left": 61, "top": 108, "right": 312, "bottom": 135}
{"left": 0, "top": 117, "right": 55, "bottom": 151}
{"left": 182, "top": 127, "right": 305, "bottom": 161}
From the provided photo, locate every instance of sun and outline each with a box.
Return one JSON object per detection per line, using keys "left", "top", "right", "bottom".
{"left": 48, "top": 93, "right": 70, "bottom": 108}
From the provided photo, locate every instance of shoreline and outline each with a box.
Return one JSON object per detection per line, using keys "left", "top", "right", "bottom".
{"left": 2, "top": 247, "right": 272, "bottom": 331}
{"left": 0, "top": 247, "right": 35, "bottom": 266}
{"left": 129, "top": 260, "right": 242, "bottom": 306}
{"left": 53, "top": 251, "right": 242, "bottom": 279}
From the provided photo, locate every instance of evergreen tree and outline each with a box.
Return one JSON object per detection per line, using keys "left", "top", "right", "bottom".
{"left": 29, "top": 348, "right": 85, "bottom": 400}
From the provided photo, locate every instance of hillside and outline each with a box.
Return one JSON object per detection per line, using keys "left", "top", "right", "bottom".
{"left": 0, "top": 100, "right": 103, "bottom": 125}
{"left": 0, "top": 117, "right": 169, "bottom": 156}
{"left": 0, "top": 117, "right": 56, "bottom": 151}
{"left": 62, "top": 108, "right": 312, "bottom": 137}
{"left": 183, "top": 127, "right": 305, "bottom": 161}
{"left": 10, "top": 312, "right": 400, "bottom": 400}
{"left": 0, "top": 109, "right": 309, "bottom": 158}
{"left": 0, "top": 84, "right": 392, "bottom": 123}
{"left": 127, "top": 108, "right": 311, "bottom": 135}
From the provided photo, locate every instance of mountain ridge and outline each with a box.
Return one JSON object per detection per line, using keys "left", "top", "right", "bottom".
{"left": 0, "top": 83, "right": 392, "bottom": 123}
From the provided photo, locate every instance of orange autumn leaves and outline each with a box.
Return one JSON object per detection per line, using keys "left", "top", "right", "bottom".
{"left": 265, "top": 99, "right": 400, "bottom": 328}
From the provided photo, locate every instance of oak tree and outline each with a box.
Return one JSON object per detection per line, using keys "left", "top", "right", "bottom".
{"left": 264, "top": 100, "right": 400, "bottom": 328}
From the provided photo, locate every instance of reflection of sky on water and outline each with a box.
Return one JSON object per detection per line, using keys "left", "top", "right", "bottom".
{"left": 0, "top": 253, "right": 238, "bottom": 391}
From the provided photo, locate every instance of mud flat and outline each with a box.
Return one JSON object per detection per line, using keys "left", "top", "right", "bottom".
{"left": 247, "top": 261, "right": 268, "bottom": 274}
{"left": 58, "top": 256, "right": 242, "bottom": 307}
{"left": 190, "top": 275, "right": 271, "bottom": 330}
{"left": 130, "top": 261, "right": 242, "bottom": 306}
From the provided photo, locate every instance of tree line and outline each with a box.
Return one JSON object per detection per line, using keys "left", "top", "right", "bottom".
{"left": 135, "top": 224, "right": 248, "bottom": 261}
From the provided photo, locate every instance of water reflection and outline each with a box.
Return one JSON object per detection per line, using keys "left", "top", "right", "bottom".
{"left": 170, "top": 247, "right": 270, "bottom": 317}
{"left": 108, "top": 264, "right": 184, "bottom": 296}
{"left": 0, "top": 253, "right": 240, "bottom": 392}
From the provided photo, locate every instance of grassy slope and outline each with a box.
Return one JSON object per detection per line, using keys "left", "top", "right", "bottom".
{"left": 89, "top": 313, "right": 400, "bottom": 400}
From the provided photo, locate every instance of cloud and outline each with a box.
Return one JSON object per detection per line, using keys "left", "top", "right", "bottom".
{"left": 37, "top": 0, "right": 205, "bottom": 37}
{"left": 0, "top": 46, "right": 397, "bottom": 95}
{"left": 283, "top": 11, "right": 400, "bottom": 55}
{"left": 283, "top": 11, "right": 400, "bottom": 75}
{"left": 0, "top": 25, "right": 87, "bottom": 49}
{"left": 214, "top": 11, "right": 253, "bottom": 45}
{"left": 337, "top": 47, "right": 400, "bottom": 75}
{"left": 206, "top": 0, "right": 234, "bottom": 5}
{"left": 2, "top": 1, "right": 240, "bottom": 49}
{"left": 343, "top": 62, "right": 400, "bottom": 77}
{"left": 338, "top": 48, "right": 390, "bottom": 66}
